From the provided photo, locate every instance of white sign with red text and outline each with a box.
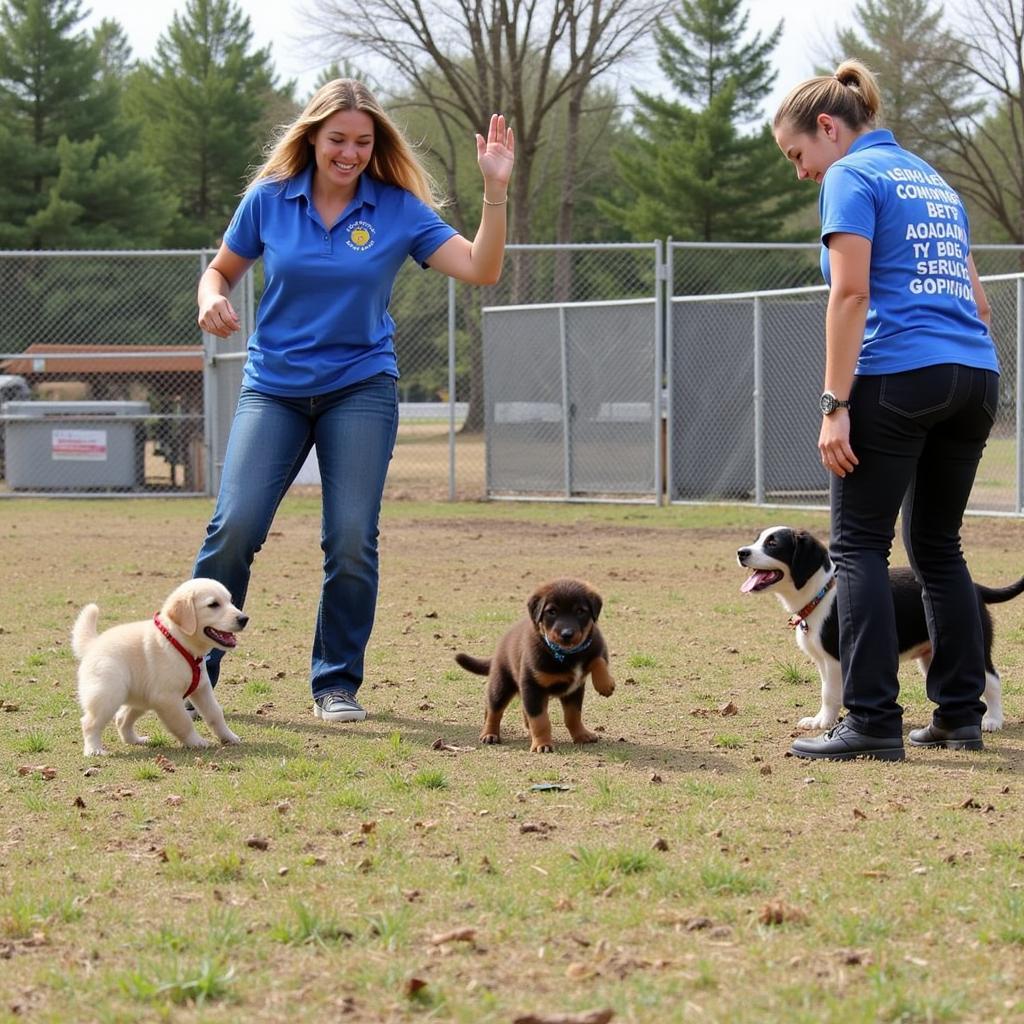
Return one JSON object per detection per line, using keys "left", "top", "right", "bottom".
{"left": 51, "top": 429, "right": 108, "bottom": 461}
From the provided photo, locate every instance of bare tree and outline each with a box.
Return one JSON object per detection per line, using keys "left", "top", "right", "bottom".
{"left": 305, "top": 0, "right": 670, "bottom": 429}
{"left": 822, "top": 0, "right": 980, "bottom": 166}
{"left": 927, "top": 0, "right": 1024, "bottom": 243}
{"left": 304, "top": 0, "right": 671, "bottom": 247}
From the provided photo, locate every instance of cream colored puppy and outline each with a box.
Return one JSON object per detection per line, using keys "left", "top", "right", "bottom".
{"left": 72, "top": 578, "right": 247, "bottom": 757}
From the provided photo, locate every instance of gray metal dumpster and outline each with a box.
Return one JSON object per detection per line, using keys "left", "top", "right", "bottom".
{"left": 2, "top": 400, "right": 150, "bottom": 491}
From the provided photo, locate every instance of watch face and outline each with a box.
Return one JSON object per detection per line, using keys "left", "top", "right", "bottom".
{"left": 819, "top": 392, "right": 835, "bottom": 415}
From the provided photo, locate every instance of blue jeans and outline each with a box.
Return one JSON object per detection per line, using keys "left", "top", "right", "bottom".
{"left": 831, "top": 364, "right": 998, "bottom": 735}
{"left": 193, "top": 373, "right": 399, "bottom": 698}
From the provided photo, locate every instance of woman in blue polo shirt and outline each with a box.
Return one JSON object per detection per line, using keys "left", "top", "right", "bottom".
{"left": 772, "top": 60, "right": 999, "bottom": 762}
{"left": 193, "top": 78, "right": 514, "bottom": 724}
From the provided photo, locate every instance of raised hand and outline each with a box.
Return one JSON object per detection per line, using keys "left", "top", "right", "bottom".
{"left": 475, "top": 113, "right": 514, "bottom": 193}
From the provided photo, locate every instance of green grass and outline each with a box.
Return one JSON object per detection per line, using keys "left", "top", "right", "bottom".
{"left": 1, "top": 497, "right": 1023, "bottom": 1023}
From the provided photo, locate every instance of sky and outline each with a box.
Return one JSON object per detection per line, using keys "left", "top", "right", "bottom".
{"left": 79, "top": 0, "right": 862, "bottom": 116}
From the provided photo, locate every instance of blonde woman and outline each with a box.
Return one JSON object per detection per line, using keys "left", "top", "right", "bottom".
{"left": 773, "top": 61, "right": 998, "bottom": 761}
{"left": 193, "top": 79, "right": 514, "bottom": 723}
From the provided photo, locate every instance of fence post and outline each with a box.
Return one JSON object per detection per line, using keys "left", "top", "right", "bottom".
{"left": 753, "top": 295, "right": 765, "bottom": 504}
{"left": 200, "top": 250, "right": 216, "bottom": 497}
{"left": 448, "top": 276, "right": 457, "bottom": 502}
{"left": 654, "top": 239, "right": 665, "bottom": 506}
{"left": 664, "top": 239, "right": 674, "bottom": 504}
{"left": 1018, "top": 277, "right": 1023, "bottom": 513}
{"left": 559, "top": 305, "right": 571, "bottom": 497}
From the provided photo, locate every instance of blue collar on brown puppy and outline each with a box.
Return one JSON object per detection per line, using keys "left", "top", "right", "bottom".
{"left": 542, "top": 633, "right": 593, "bottom": 662}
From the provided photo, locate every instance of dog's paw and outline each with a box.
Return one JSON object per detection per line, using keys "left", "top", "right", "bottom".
{"left": 593, "top": 680, "right": 615, "bottom": 697}
{"left": 798, "top": 711, "right": 839, "bottom": 730}
{"left": 480, "top": 732, "right": 501, "bottom": 745}
{"left": 571, "top": 729, "right": 600, "bottom": 744}
{"left": 184, "top": 736, "right": 213, "bottom": 749}
{"left": 83, "top": 744, "right": 109, "bottom": 756}
{"left": 530, "top": 742, "right": 555, "bottom": 753}
{"left": 982, "top": 713, "right": 1003, "bottom": 732}
{"left": 125, "top": 734, "right": 149, "bottom": 746}
{"left": 220, "top": 731, "right": 241, "bottom": 745}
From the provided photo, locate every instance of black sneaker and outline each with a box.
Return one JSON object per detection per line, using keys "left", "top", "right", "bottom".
{"left": 313, "top": 691, "right": 367, "bottom": 722}
{"left": 791, "top": 719, "right": 905, "bottom": 761}
{"left": 908, "top": 723, "right": 983, "bottom": 751}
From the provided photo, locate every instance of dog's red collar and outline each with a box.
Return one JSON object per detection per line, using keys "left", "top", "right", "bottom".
{"left": 153, "top": 612, "right": 203, "bottom": 698}
{"left": 788, "top": 577, "right": 836, "bottom": 633}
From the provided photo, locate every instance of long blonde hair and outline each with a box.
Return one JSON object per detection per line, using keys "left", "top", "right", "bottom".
{"left": 248, "top": 79, "right": 444, "bottom": 208}
{"left": 773, "top": 59, "right": 883, "bottom": 136}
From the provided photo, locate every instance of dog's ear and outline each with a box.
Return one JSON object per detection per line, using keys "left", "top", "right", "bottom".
{"left": 527, "top": 586, "right": 548, "bottom": 624}
{"left": 164, "top": 586, "right": 198, "bottom": 635}
{"left": 791, "top": 531, "right": 829, "bottom": 590}
{"left": 584, "top": 585, "right": 603, "bottom": 622}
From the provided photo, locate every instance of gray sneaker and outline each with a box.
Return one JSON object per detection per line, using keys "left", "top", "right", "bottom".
{"left": 313, "top": 691, "right": 367, "bottom": 722}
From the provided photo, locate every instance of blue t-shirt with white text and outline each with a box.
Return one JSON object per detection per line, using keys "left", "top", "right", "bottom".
{"left": 223, "top": 166, "right": 458, "bottom": 397}
{"left": 818, "top": 130, "right": 997, "bottom": 376}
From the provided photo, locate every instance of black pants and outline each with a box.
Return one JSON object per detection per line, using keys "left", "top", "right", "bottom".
{"left": 831, "top": 364, "right": 998, "bottom": 735}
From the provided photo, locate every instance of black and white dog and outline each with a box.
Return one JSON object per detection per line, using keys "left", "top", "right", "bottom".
{"left": 736, "top": 526, "right": 1022, "bottom": 732}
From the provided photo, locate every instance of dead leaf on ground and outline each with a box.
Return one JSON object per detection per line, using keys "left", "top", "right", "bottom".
{"left": 718, "top": 701, "right": 739, "bottom": 716}
{"left": 404, "top": 977, "right": 429, "bottom": 998}
{"left": 431, "top": 738, "right": 476, "bottom": 752}
{"left": 836, "top": 948, "right": 873, "bottom": 965}
{"left": 520, "top": 821, "right": 553, "bottom": 835}
{"left": 513, "top": 1010, "right": 614, "bottom": 1024}
{"left": 245, "top": 836, "right": 269, "bottom": 850}
{"left": 853, "top": 808, "right": 867, "bottom": 820}
{"left": 759, "top": 899, "right": 808, "bottom": 926}
{"left": 429, "top": 926, "right": 477, "bottom": 945}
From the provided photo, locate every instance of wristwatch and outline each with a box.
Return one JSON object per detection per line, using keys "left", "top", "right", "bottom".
{"left": 819, "top": 391, "right": 851, "bottom": 416}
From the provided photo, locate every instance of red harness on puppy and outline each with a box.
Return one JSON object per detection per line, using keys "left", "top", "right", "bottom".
{"left": 153, "top": 612, "right": 203, "bottom": 698}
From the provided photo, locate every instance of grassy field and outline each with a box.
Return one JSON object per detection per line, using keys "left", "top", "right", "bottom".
{"left": 1, "top": 497, "right": 1023, "bottom": 1023}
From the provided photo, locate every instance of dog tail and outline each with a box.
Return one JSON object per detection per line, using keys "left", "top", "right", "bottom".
{"left": 977, "top": 576, "right": 1024, "bottom": 605}
{"left": 71, "top": 604, "right": 100, "bottom": 661}
{"left": 454, "top": 651, "right": 491, "bottom": 676}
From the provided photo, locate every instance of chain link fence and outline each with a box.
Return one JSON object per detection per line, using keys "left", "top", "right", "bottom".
{"left": 2, "top": 245, "right": 1023, "bottom": 513}
{"left": 667, "top": 257, "right": 1024, "bottom": 514}
{"left": 668, "top": 242, "right": 1024, "bottom": 296}
{"left": 0, "top": 250, "right": 210, "bottom": 495}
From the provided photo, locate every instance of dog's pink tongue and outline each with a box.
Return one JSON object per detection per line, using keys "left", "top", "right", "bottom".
{"left": 740, "top": 571, "right": 768, "bottom": 593}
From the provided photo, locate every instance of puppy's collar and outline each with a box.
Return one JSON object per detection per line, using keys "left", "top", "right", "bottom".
{"left": 788, "top": 577, "right": 836, "bottom": 633}
{"left": 153, "top": 612, "right": 203, "bottom": 698}
{"left": 542, "top": 633, "right": 593, "bottom": 663}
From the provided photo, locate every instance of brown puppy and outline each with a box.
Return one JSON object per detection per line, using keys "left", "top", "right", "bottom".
{"left": 455, "top": 578, "right": 615, "bottom": 753}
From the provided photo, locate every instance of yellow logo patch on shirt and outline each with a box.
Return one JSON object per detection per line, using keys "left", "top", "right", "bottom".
{"left": 346, "top": 221, "right": 375, "bottom": 252}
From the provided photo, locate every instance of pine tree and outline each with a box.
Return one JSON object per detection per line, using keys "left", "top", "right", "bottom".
{"left": 826, "top": 0, "right": 979, "bottom": 165}
{"left": 126, "top": 0, "right": 292, "bottom": 246}
{"left": 607, "top": 0, "right": 811, "bottom": 243}
{"left": 0, "top": 0, "right": 145, "bottom": 245}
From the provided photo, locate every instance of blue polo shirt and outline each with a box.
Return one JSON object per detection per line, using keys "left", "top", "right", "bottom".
{"left": 223, "top": 166, "right": 458, "bottom": 397}
{"left": 819, "top": 130, "right": 997, "bottom": 376}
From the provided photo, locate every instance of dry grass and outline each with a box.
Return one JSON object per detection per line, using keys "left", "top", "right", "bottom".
{"left": 1, "top": 497, "right": 1023, "bottom": 1023}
